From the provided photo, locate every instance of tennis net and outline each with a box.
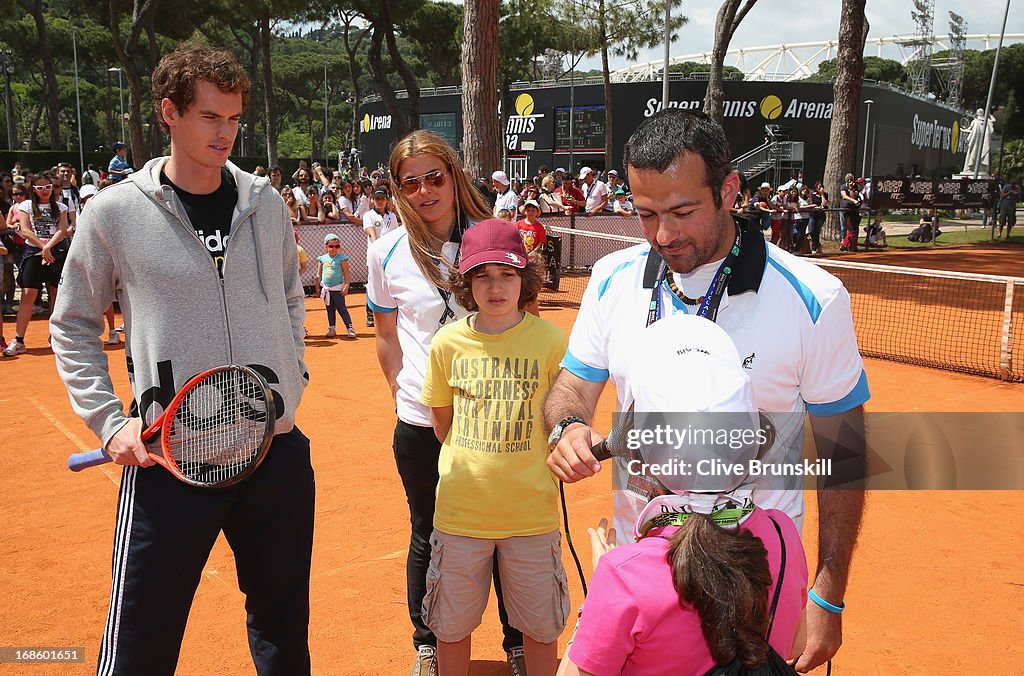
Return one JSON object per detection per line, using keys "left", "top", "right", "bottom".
{"left": 536, "top": 222, "right": 1024, "bottom": 382}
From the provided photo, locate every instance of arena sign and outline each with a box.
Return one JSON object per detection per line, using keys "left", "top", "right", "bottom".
{"left": 359, "top": 79, "right": 965, "bottom": 180}
{"left": 870, "top": 177, "right": 997, "bottom": 210}
{"left": 643, "top": 94, "right": 833, "bottom": 120}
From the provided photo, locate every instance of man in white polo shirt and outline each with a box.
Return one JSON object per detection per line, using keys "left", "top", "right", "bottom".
{"left": 579, "top": 166, "right": 609, "bottom": 216}
{"left": 491, "top": 170, "right": 519, "bottom": 217}
{"left": 544, "top": 109, "right": 868, "bottom": 673}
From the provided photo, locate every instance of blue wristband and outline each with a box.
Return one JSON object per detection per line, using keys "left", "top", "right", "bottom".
{"left": 807, "top": 588, "right": 845, "bottom": 613}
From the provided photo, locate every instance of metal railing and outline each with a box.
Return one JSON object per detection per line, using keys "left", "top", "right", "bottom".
{"left": 732, "top": 141, "right": 805, "bottom": 184}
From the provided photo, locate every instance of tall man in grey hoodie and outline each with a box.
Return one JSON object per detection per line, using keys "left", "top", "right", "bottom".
{"left": 50, "top": 44, "right": 313, "bottom": 676}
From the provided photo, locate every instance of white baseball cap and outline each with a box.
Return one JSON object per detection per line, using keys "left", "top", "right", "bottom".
{"left": 555, "top": 167, "right": 566, "bottom": 173}
{"left": 79, "top": 184, "right": 99, "bottom": 199}
{"left": 627, "top": 314, "right": 760, "bottom": 495}
{"left": 523, "top": 199, "right": 540, "bottom": 209}
{"left": 579, "top": 167, "right": 594, "bottom": 178}
{"left": 491, "top": 170, "right": 510, "bottom": 186}
{"left": 607, "top": 169, "right": 618, "bottom": 176}
{"left": 760, "top": 182, "right": 772, "bottom": 189}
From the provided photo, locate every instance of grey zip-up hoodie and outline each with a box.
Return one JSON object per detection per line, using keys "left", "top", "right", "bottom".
{"left": 51, "top": 157, "right": 308, "bottom": 448}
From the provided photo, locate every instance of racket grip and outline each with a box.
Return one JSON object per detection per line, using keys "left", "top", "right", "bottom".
{"left": 68, "top": 448, "right": 113, "bottom": 471}
{"left": 591, "top": 440, "right": 612, "bottom": 462}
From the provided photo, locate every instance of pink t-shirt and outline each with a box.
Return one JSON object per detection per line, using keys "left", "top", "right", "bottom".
{"left": 569, "top": 507, "right": 807, "bottom": 676}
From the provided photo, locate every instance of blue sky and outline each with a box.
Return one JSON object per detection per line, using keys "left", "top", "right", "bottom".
{"left": 583, "top": 1, "right": 1018, "bottom": 72}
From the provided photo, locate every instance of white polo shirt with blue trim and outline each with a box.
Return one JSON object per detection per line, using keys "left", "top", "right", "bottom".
{"left": 367, "top": 225, "right": 468, "bottom": 426}
{"left": 563, "top": 220, "right": 870, "bottom": 536}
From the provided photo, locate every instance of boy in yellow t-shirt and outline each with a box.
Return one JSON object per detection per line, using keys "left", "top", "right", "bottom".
{"left": 421, "top": 219, "right": 569, "bottom": 676}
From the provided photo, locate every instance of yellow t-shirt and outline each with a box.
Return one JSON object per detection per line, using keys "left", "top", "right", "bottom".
{"left": 421, "top": 313, "right": 568, "bottom": 538}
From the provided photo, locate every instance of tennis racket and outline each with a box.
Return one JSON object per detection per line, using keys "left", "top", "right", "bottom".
{"left": 68, "top": 365, "right": 277, "bottom": 488}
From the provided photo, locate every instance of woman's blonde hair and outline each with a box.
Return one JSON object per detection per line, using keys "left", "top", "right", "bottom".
{"left": 388, "top": 130, "right": 492, "bottom": 288}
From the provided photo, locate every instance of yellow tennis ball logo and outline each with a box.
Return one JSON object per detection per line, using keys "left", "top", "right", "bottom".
{"left": 515, "top": 93, "right": 535, "bottom": 117}
{"left": 362, "top": 113, "right": 371, "bottom": 133}
{"left": 760, "top": 95, "right": 784, "bottom": 120}
{"left": 950, "top": 120, "right": 959, "bottom": 152}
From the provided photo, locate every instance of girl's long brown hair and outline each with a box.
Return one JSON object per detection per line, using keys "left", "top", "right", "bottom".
{"left": 667, "top": 514, "right": 774, "bottom": 669}
{"left": 388, "top": 130, "right": 492, "bottom": 288}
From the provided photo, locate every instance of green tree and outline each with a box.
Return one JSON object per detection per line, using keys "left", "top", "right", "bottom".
{"left": 573, "top": 0, "right": 687, "bottom": 169}
{"left": 667, "top": 61, "right": 744, "bottom": 80}
{"left": 402, "top": 1, "right": 462, "bottom": 87}
{"left": 352, "top": 0, "right": 422, "bottom": 137}
{"left": 997, "top": 139, "right": 1024, "bottom": 179}
{"left": 812, "top": 56, "right": 907, "bottom": 87}
{"left": 705, "top": 0, "right": 757, "bottom": 123}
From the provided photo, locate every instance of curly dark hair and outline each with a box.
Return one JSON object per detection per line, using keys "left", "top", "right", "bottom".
{"left": 449, "top": 255, "right": 543, "bottom": 312}
{"left": 151, "top": 42, "right": 251, "bottom": 131}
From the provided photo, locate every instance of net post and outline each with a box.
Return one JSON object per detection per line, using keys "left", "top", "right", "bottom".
{"left": 568, "top": 209, "right": 576, "bottom": 269}
{"left": 999, "top": 279, "right": 1015, "bottom": 380}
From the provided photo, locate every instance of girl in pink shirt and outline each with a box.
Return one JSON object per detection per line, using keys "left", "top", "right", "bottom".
{"left": 564, "top": 503, "right": 806, "bottom": 676}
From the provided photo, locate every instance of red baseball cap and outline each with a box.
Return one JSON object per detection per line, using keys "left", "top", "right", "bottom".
{"left": 458, "top": 218, "right": 528, "bottom": 273}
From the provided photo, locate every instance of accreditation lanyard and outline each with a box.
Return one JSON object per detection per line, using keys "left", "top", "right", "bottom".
{"left": 432, "top": 218, "right": 466, "bottom": 329}
{"left": 645, "top": 223, "right": 742, "bottom": 327}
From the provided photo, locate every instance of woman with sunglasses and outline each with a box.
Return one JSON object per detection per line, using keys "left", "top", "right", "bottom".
{"left": 281, "top": 187, "right": 301, "bottom": 226}
{"left": 366, "top": 130, "right": 529, "bottom": 675}
{"left": 4, "top": 172, "right": 70, "bottom": 356}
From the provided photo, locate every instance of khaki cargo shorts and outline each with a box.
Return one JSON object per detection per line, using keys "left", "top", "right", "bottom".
{"left": 422, "top": 529, "right": 570, "bottom": 643}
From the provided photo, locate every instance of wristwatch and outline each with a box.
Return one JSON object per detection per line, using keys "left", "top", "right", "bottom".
{"left": 548, "top": 416, "right": 586, "bottom": 448}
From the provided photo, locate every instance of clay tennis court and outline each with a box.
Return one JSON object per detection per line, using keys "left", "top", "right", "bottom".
{"left": 1, "top": 242, "right": 1021, "bottom": 674}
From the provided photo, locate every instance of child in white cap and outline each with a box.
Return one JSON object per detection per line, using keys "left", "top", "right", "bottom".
{"left": 562, "top": 314, "right": 808, "bottom": 675}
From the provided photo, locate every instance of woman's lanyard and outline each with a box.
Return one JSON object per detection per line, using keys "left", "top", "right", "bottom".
{"left": 645, "top": 223, "right": 742, "bottom": 327}
{"left": 431, "top": 218, "right": 467, "bottom": 329}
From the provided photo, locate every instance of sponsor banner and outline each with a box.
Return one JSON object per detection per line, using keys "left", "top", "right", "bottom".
{"left": 870, "top": 177, "right": 998, "bottom": 210}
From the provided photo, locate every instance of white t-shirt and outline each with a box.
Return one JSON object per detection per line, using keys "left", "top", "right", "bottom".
{"left": 292, "top": 185, "right": 310, "bottom": 207}
{"left": 362, "top": 208, "right": 398, "bottom": 242}
{"left": 493, "top": 188, "right": 519, "bottom": 216}
{"left": 355, "top": 194, "right": 372, "bottom": 219}
{"left": 794, "top": 197, "right": 810, "bottom": 220}
{"left": 366, "top": 226, "right": 469, "bottom": 426}
{"left": 61, "top": 187, "right": 80, "bottom": 215}
{"left": 584, "top": 179, "right": 610, "bottom": 213}
{"left": 563, "top": 233, "right": 869, "bottom": 539}
{"left": 18, "top": 200, "right": 69, "bottom": 249}
{"left": 612, "top": 198, "right": 634, "bottom": 215}
{"left": 338, "top": 196, "right": 357, "bottom": 222}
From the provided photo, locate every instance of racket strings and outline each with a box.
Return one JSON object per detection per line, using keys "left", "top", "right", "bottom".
{"left": 167, "top": 369, "right": 272, "bottom": 485}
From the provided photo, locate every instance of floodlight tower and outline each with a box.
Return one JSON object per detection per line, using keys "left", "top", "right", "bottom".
{"left": 902, "top": 0, "right": 936, "bottom": 97}
{"left": 945, "top": 12, "right": 967, "bottom": 108}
